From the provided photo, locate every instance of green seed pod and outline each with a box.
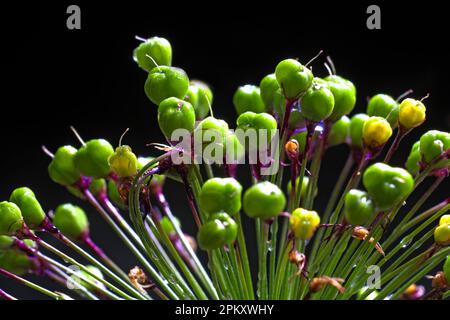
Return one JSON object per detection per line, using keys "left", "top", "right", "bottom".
{"left": 89, "top": 179, "right": 107, "bottom": 197}
{"left": 398, "top": 98, "right": 426, "bottom": 129}
{"left": 184, "top": 80, "right": 213, "bottom": 120}
{"left": 301, "top": 78, "right": 335, "bottom": 122}
{"left": 200, "top": 178, "right": 243, "bottom": 217}
{"left": 243, "top": 181, "right": 286, "bottom": 219}
{"left": 286, "top": 176, "right": 312, "bottom": 199}
{"left": 107, "top": 180, "right": 127, "bottom": 210}
{"left": 289, "top": 208, "right": 320, "bottom": 240}
{"left": 0, "top": 249, "right": 33, "bottom": 276}
{"left": 324, "top": 75, "right": 357, "bottom": 121}
{"left": 233, "top": 85, "right": 265, "bottom": 115}
{"left": 158, "top": 97, "right": 196, "bottom": 140}
{"left": 224, "top": 133, "right": 245, "bottom": 164}
{"left": 144, "top": 66, "right": 189, "bottom": 105}
{"left": 9, "top": 187, "right": 46, "bottom": 228}
{"left": 53, "top": 204, "right": 89, "bottom": 240}
{"left": 134, "top": 36, "right": 172, "bottom": 72}
{"left": 160, "top": 216, "right": 181, "bottom": 236}
{"left": 405, "top": 141, "right": 421, "bottom": 175}
{"left": 349, "top": 113, "right": 369, "bottom": 147}
{"left": 0, "top": 235, "right": 14, "bottom": 250}
{"left": 260, "top": 73, "right": 280, "bottom": 111}
{"left": 327, "top": 115, "right": 350, "bottom": 146}
{"left": 74, "top": 139, "right": 114, "bottom": 179}
{"left": 275, "top": 59, "right": 313, "bottom": 99}
{"left": 444, "top": 255, "right": 450, "bottom": 283}
{"left": 236, "top": 111, "right": 277, "bottom": 148}
{"left": 419, "top": 130, "right": 450, "bottom": 168}
{"left": 108, "top": 146, "right": 138, "bottom": 178}
{"left": 76, "top": 265, "right": 105, "bottom": 291}
{"left": 344, "top": 189, "right": 375, "bottom": 226}
{"left": 194, "top": 116, "right": 229, "bottom": 161}
{"left": 290, "top": 131, "right": 307, "bottom": 153}
{"left": 434, "top": 223, "right": 450, "bottom": 246}
{"left": 197, "top": 212, "right": 238, "bottom": 250}
{"left": 362, "top": 116, "right": 393, "bottom": 149}
{"left": 367, "top": 94, "right": 399, "bottom": 127}
{"left": 48, "top": 145, "right": 81, "bottom": 186}
{"left": 0, "top": 202, "right": 23, "bottom": 236}
{"left": 363, "top": 163, "right": 414, "bottom": 211}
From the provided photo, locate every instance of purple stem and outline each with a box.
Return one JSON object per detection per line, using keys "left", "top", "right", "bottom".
{"left": 280, "top": 99, "right": 296, "bottom": 140}
{"left": 0, "top": 288, "right": 17, "bottom": 300}
{"left": 384, "top": 126, "right": 410, "bottom": 163}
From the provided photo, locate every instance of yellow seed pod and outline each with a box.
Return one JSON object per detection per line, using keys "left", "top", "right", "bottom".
{"left": 108, "top": 145, "right": 138, "bottom": 178}
{"left": 289, "top": 208, "right": 320, "bottom": 240}
{"left": 434, "top": 223, "right": 450, "bottom": 246}
{"left": 398, "top": 98, "right": 426, "bottom": 129}
{"left": 362, "top": 116, "right": 393, "bottom": 148}
{"left": 439, "top": 214, "right": 450, "bottom": 226}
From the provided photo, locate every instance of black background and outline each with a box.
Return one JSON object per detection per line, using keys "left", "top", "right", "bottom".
{"left": 0, "top": 1, "right": 449, "bottom": 299}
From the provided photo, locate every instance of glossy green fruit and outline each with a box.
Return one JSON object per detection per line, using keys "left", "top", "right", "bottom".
{"left": 434, "top": 223, "right": 450, "bottom": 246}
{"left": 349, "top": 113, "right": 369, "bottom": 147}
{"left": 260, "top": 73, "right": 280, "bottom": 110}
{"left": 275, "top": 59, "right": 313, "bottom": 99}
{"left": 194, "top": 116, "right": 229, "bottom": 161}
{"left": 328, "top": 115, "right": 350, "bottom": 146}
{"left": 53, "top": 203, "right": 89, "bottom": 239}
{"left": 0, "top": 202, "right": 23, "bottom": 236}
{"left": 0, "top": 249, "right": 33, "bottom": 276}
{"left": 184, "top": 80, "right": 213, "bottom": 119}
{"left": 405, "top": 141, "right": 421, "bottom": 175}
{"left": 0, "top": 235, "right": 14, "bottom": 250}
{"left": 224, "top": 133, "right": 245, "bottom": 164}
{"left": 89, "top": 179, "right": 107, "bottom": 197}
{"left": 398, "top": 98, "right": 426, "bottom": 129}
{"left": 301, "top": 78, "right": 335, "bottom": 121}
{"left": 344, "top": 189, "right": 375, "bottom": 225}
{"left": 236, "top": 111, "right": 277, "bottom": 148}
{"left": 158, "top": 97, "right": 196, "bottom": 140}
{"left": 367, "top": 94, "right": 399, "bottom": 127}
{"left": 74, "top": 139, "right": 114, "bottom": 179}
{"left": 197, "top": 212, "right": 238, "bottom": 250}
{"left": 233, "top": 85, "right": 265, "bottom": 115}
{"left": 289, "top": 208, "right": 320, "bottom": 240}
{"left": 160, "top": 216, "right": 180, "bottom": 236}
{"left": 108, "top": 145, "right": 138, "bottom": 178}
{"left": 286, "top": 176, "right": 312, "bottom": 199}
{"left": 200, "top": 178, "right": 243, "bottom": 216}
{"left": 324, "top": 75, "right": 357, "bottom": 121}
{"left": 134, "top": 36, "right": 172, "bottom": 72}
{"left": 145, "top": 66, "right": 189, "bottom": 105}
{"left": 76, "top": 265, "right": 105, "bottom": 291}
{"left": 363, "top": 163, "right": 414, "bottom": 211}
{"left": 243, "top": 181, "right": 286, "bottom": 219}
{"left": 444, "top": 255, "right": 450, "bottom": 283}
{"left": 419, "top": 130, "right": 450, "bottom": 168}
{"left": 9, "top": 187, "right": 46, "bottom": 228}
{"left": 362, "top": 116, "right": 393, "bottom": 149}
{"left": 48, "top": 145, "right": 81, "bottom": 186}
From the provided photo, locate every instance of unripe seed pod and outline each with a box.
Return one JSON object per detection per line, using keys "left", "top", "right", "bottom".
{"left": 328, "top": 115, "right": 350, "bottom": 146}
{"left": 108, "top": 146, "right": 138, "bottom": 178}
{"left": 324, "top": 75, "right": 357, "bottom": 121}
{"left": 76, "top": 265, "right": 105, "bottom": 291}
{"left": 444, "top": 255, "right": 450, "bottom": 283}
{"left": 405, "top": 141, "right": 421, "bottom": 175}
{"left": 367, "top": 94, "right": 399, "bottom": 127}
{"left": 344, "top": 189, "right": 375, "bottom": 226}
{"left": 89, "top": 179, "right": 107, "bottom": 197}
{"left": 233, "top": 85, "right": 265, "bottom": 115}
{"left": 158, "top": 97, "right": 196, "bottom": 140}
{"left": 243, "top": 181, "right": 286, "bottom": 219}
{"left": 184, "top": 80, "right": 213, "bottom": 120}
{"left": 398, "top": 98, "right": 426, "bottom": 129}
{"left": 349, "top": 113, "right": 369, "bottom": 147}
{"left": 74, "top": 139, "right": 114, "bottom": 179}
{"left": 48, "top": 145, "right": 81, "bottom": 186}
{"left": 224, "top": 133, "right": 245, "bottom": 164}
{"left": 275, "top": 59, "right": 313, "bottom": 99}
{"left": 9, "top": 187, "right": 46, "bottom": 228}
{"left": 286, "top": 176, "right": 313, "bottom": 200}
{"left": 289, "top": 208, "right": 320, "bottom": 240}
{"left": 133, "top": 36, "right": 172, "bottom": 72}
{"left": 362, "top": 116, "right": 393, "bottom": 149}
{"left": 236, "top": 111, "right": 277, "bottom": 149}
{"left": 300, "top": 78, "right": 335, "bottom": 122}
{"left": 434, "top": 223, "right": 450, "bottom": 246}
{"left": 145, "top": 66, "right": 189, "bottom": 105}
{"left": 440, "top": 215, "right": 450, "bottom": 226}
{"left": 0, "top": 202, "right": 24, "bottom": 236}
{"left": 290, "top": 130, "right": 307, "bottom": 153}
{"left": 194, "top": 116, "right": 229, "bottom": 161}
{"left": 197, "top": 212, "right": 238, "bottom": 250}
{"left": 260, "top": 73, "right": 280, "bottom": 111}
{"left": 0, "top": 235, "right": 15, "bottom": 250}
{"left": 0, "top": 248, "right": 34, "bottom": 276}
{"left": 363, "top": 163, "right": 414, "bottom": 211}
{"left": 53, "top": 203, "right": 89, "bottom": 240}
{"left": 419, "top": 130, "right": 450, "bottom": 168}
{"left": 200, "top": 178, "right": 243, "bottom": 217}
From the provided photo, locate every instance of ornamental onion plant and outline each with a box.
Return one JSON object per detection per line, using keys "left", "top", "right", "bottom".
{"left": 1, "top": 35, "right": 450, "bottom": 301}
